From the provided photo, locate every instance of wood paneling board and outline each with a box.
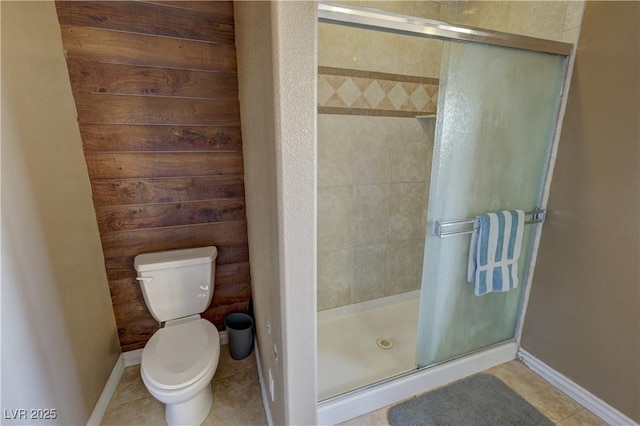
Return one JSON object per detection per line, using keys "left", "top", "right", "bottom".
{"left": 80, "top": 124, "right": 242, "bottom": 152}
{"left": 91, "top": 176, "right": 245, "bottom": 207}
{"left": 100, "top": 221, "right": 248, "bottom": 258}
{"left": 118, "top": 319, "right": 159, "bottom": 348}
{"left": 108, "top": 277, "right": 144, "bottom": 305}
{"left": 202, "top": 301, "right": 250, "bottom": 328}
{"left": 96, "top": 199, "right": 246, "bottom": 232}
{"left": 67, "top": 60, "right": 238, "bottom": 100}
{"left": 115, "top": 299, "right": 154, "bottom": 324}
{"left": 57, "top": 1, "right": 250, "bottom": 350}
{"left": 74, "top": 94, "right": 239, "bottom": 126}
{"left": 141, "top": 1, "right": 234, "bottom": 18}
{"left": 60, "top": 25, "right": 236, "bottom": 72}
{"left": 211, "top": 283, "right": 252, "bottom": 309}
{"left": 85, "top": 152, "right": 243, "bottom": 179}
{"left": 56, "top": 1, "right": 234, "bottom": 43}
{"left": 216, "top": 262, "right": 251, "bottom": 286}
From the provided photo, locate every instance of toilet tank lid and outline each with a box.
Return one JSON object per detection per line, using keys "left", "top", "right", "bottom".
{"left": 134, "top": 246, "right": 218, "bottom": 272}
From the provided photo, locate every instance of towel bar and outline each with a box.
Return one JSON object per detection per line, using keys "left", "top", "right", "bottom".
{"left": 433, "top": 209, "right": 547, "bottom": 238}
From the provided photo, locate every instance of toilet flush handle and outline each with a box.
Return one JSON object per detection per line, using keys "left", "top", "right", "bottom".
{"left": 136, "top": 277, "right": 153, "bottom": 283}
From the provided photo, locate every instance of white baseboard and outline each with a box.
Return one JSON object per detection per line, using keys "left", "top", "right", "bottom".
{"left": 86, "top": 355, "right": 125, "bottom": 426}
{"left": 254, "top": 341, "right": 274, "bottom": 426}
{"left": 318, "top": 342, "right": 518, "bottom": 425}
{"left": 518, "top": 349, "right": 638, "bottom": 426}
{"left": 122, "top": 349, "right": 143, "bottom": 367}
{"left": 219, "top": 330, "right": 228, "bottom": 346}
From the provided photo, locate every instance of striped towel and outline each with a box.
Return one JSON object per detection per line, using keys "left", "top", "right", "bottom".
{"left": 467, "top": 210, "right": 525, "bottom": 296}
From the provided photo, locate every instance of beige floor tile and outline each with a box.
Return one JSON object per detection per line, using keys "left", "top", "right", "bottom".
{"left": 556, "top": 409, "right": 607, "bottom": 426}
{"left": 108, "top": 365, "right": 150, "bottom": 408}
{"left": 338, "top": 406, "right": 390, "bottom": 426}
{"left": 202, "top": 370, "right": 266, "bottom": 426}
{"left": 102, "top": 396, "right": 165, "bottom": 426}
{"left": 486, "top": 360, "right": 584, "bottom": 422}
{"left": 213, "top": 349, "right": 256, "bottom": 381}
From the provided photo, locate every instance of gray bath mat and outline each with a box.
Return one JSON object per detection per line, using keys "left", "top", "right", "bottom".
{"left": 387, "top": 373, "right": 554, "bottom": 426}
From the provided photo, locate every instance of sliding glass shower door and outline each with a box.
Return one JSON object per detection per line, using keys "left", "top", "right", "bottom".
{"left": 417, "top": 41, "right": 567, "bottom": 366}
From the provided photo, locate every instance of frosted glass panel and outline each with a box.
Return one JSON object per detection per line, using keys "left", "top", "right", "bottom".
{"left": 416, "top": 41, "right": 566, "bottom": 366}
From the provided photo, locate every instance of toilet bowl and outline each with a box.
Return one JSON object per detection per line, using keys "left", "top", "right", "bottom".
{"left": 141, "top": 316, "right": 220, "bottom": 425}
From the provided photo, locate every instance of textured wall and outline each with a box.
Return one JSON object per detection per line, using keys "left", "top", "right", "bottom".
{"left": 521, "top": 2, "right": 640, "bottom": 422}
{"left": 1, "top": 1, "right": 120, "bottom": 420}
{"left": 55, "top": 1, "right": 250, "bottom": 351}
{"left": 235, "top": 1, "right": 318, "bottom": 424}
{"left": 234, "top": 2, "right": 285, "bottom": 424}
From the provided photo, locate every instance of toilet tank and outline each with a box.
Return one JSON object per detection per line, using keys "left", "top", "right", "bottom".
{"left": 134, "top": 246, "right": 218, "bottom": 322}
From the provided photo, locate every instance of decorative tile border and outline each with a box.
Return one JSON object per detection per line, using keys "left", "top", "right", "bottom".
{"left": 318, "top": 66, "right": 439, "bottom": 117}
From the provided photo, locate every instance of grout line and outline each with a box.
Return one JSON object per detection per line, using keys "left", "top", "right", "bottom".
{"left": 554, "top": 408, "right": 584, "bottom": 424}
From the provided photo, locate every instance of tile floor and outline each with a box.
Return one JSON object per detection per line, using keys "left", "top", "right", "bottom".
{"left": 103, "top": 349, "right": 605, "bottom": 426}
{"left": 101, "top": 347, "right": 266, "bottom": 426}
{"left": 339, "top": 360, "right": 607, "bottom": 426}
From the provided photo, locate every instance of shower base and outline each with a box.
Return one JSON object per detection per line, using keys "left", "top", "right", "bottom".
{"left": 317, "top": 290, "right": 420, "bottom": 401}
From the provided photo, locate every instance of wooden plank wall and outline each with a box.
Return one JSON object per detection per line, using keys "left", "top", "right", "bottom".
{"left": 55, "top": 1, "right": 251, "bottom": 351}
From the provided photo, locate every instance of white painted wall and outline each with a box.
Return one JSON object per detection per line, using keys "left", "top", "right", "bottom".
{"left": 1, "top": 2, "right": 120, "bottom": 423}
{"left": 235, "top": 1, "right": 317, "bottom": 424}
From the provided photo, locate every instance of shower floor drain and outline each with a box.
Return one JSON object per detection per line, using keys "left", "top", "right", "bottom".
{"left": 376, "top": 337, "right": 393, "bottom": 350}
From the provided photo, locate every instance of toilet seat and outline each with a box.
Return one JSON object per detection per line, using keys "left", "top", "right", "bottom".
{"left": 142, "top": 318, "right": 220, "bottom": 391}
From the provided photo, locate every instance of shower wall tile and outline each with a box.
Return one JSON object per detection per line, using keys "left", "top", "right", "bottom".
{"left": 357, "top": 30, "right": 400, "bottom": 76}
{"left": 318, "top": 23, "right": 359, "bottom": 70}
{"left": 398, "top": 37, "right": 442, "bottom": 80}
{"left": 353, "top": 184, "right": 391, "bottom": 246}
{"left": 351, "top": 245, "right": 387, "bottom": 303}
{"left": 318, "top": 249, "right": 355, "bottom": 310}
{"left": 506, "top": 1, "right": 568, "bottom": 41}
{"left": 318, "top": 115, "right": 355, "bottom": 186}
{"left": 407, "top": 1, "right": 442, "bottom": 20}
{"left": 353, "top": 121, "right": 394, "bottom": 184}
{"left": 342, "top": 1, "right": 441, "bottom": 20}
{"left": 391, "top": 120, "right": 432, "bottom": 183}
{"left": 386, "top": 239, "right": 425, "bottom": 295}
{"left": 439, "top": 1, "right": 460, "bottom": 24}
{"left": 389, "top": 182, "right": 426, "bottom": 241}
{"left": 563, "top": 1, "right": 585, "bottom": 31}
{"left": 318, "top": 186, "right": 354, "bottom": 251}
{"left": 457, "top": 1, "right": 510, "bottom": 34}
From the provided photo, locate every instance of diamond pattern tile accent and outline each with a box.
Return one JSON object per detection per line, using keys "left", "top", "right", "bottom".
{"left": 318, "top": 76, "right": 336, "bottom": 106}
{"left": 387, "top": 83, "right": 409, "bottom": 110}
{"left": 318, "top": 68, "right": 439, "bottom": 116}
{"left": 363, "top": 81, "right": 386, "bottom": 108}
{"left": 336, "top": 78, "right": 362, "bottom": 108}
{"left": 410, "top": 85, "right": 430, "bottom": 110}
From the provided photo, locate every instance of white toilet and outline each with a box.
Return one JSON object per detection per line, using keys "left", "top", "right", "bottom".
{"left": 134, "top": 246, "right": 220, "bottom": 426}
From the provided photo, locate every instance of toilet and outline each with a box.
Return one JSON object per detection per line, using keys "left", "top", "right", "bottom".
{"left": 134, "top": 246, "right": 220, "bottom": 426}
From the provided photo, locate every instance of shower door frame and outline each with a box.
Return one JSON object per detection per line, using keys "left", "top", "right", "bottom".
{"left": 318, "top": 1, "right": 573, "bottom": 56}
{"left": 317, "top": 2, "right": 577, "bottom": 423}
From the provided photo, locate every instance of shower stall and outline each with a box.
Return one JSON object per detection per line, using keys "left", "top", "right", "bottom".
{"left": 316, "top": 2, "right": 572, "bottom": 422}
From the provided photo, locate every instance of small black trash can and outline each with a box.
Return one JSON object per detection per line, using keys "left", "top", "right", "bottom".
{"left": 224, "top": 313, "right": 254, "bottom": 360}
